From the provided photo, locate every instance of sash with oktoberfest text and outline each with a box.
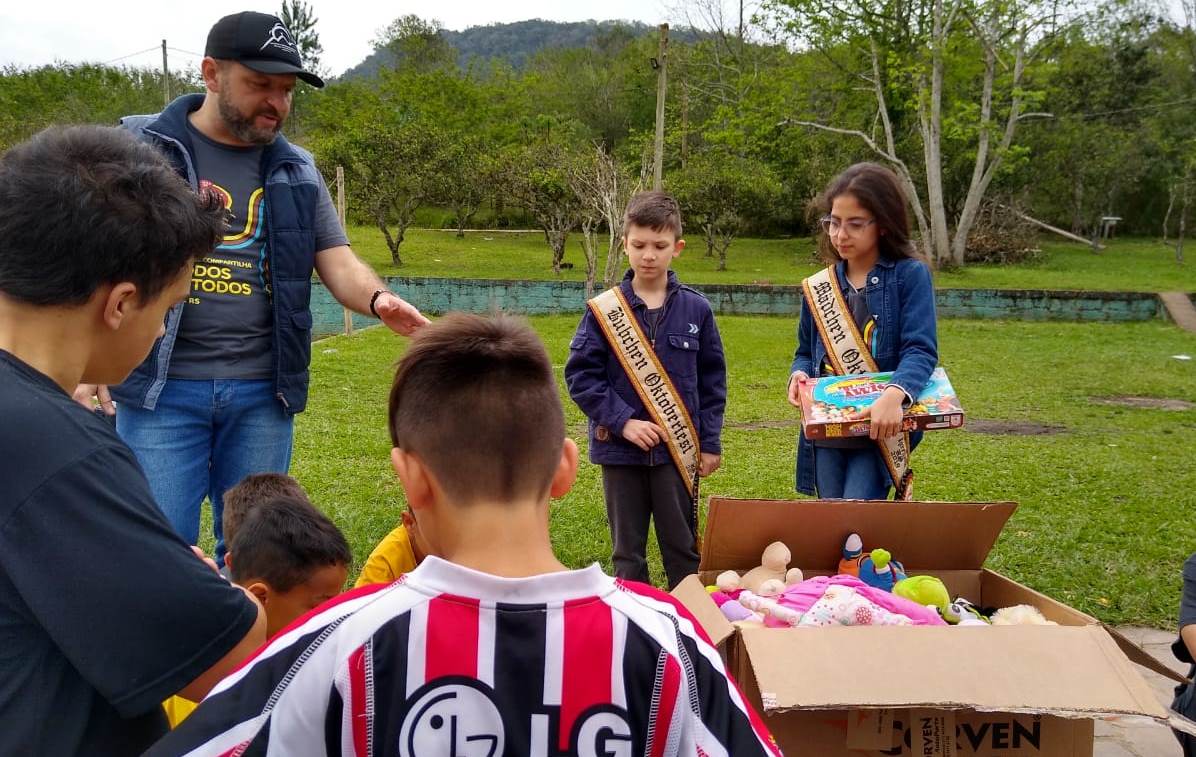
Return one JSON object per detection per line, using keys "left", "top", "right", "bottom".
{"left": 800, "top": 266, "right": 915, "bottom": 500}
{"left": 588, "top": 287, "right": 702, "bottom": 530}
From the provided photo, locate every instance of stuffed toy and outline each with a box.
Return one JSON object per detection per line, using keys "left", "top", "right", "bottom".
{"left": 838, "top": 533, "right": 864, "bottom": 576}
{"left": 944, "top": 598, "right": 989, "bottom": 626}
{"left": 709, "top": 590, "right": 763, "bottom": 623}
{"left": 745, "top": 575, "right": 947, "bottom": 628}
{"left": 892, "top": 576, "right": 951, "bottom": 615}
{"left": 715, "top": 541, "right": 795, "bottom": 595}
{"left": 712, "top": 566, "right": 804, "bottom": 622}
{"left": 858, "top": 548, "right": 906, "bottom": 591}
{"left": 793, "top": 584, "right": 916, "bottom": 627}
{"left": 991, "top": 604, "right": 1057, "bottom": 626}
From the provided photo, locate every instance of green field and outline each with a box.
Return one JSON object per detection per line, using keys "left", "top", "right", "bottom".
{"left": 290, "top": 315, "right": 1196, "bottom": 629}
{"left": 345, "top": 226, "right": 1193, "bottom": 292}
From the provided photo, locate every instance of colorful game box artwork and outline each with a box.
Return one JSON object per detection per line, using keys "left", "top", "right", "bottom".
{"left": 798, "top": 367, "right": 965, "bottom": 439}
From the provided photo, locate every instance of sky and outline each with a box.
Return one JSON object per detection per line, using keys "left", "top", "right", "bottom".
{"left": 0, "top": 0, "right": 672, "bottom": 78}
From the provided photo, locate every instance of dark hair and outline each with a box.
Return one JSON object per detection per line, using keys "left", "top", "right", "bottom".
{"left": 228, "top": 496, "right": 351, "bottom": 593}
{"left": 223, "top": 473, "right": 310, "bottom": 546}
{"left": 0, "top": 125, "right": 224, "bottom": 306}
{"left": 624, "top": 190, "right": 683, "bottom": 238}
{"left": 813, "top": 162, "right": 919, "bottom": 264}
{"left": 388, "top": 313, "right": 564, "bottom": 505}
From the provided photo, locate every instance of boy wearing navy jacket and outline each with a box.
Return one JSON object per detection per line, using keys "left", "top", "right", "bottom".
{"left": 565, "top": 191, "right": 727, "bottom": 589}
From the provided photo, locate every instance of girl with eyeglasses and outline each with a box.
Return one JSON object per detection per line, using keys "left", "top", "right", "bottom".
{"left": 785, "top": 163, "right": 939, "bottom": 500}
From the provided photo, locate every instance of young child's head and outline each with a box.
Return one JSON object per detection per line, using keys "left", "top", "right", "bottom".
{"left": 622, "top": 190, "right": 686, "bottom": 284}
{"left": 0, "top": 126, "right": 223, "bottom": 384}
{"left": 814, "top": 162, "right": 917, "bottom": 265}
{"left": 387, "top": 313, "right": 577, "bottom": 554}
{"left": 228, "top": 496, "right": 351, "bottom": 637}
{"left": 223, "top": 472, "right": 310, "bottom": 551}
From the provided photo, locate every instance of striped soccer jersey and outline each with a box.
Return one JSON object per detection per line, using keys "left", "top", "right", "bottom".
{"left": 146, "top": 556, "right": 780, "bottom": 757}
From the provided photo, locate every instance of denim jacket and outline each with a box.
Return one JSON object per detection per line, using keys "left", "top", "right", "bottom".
{"left": 111, "top": 94, "right": 323, "bottom": 415}
{"left": 565, "top": 270, "right": 727, "bottom": 467}
{"left": 790, "top": 256, "right": 938, "bottom": 494}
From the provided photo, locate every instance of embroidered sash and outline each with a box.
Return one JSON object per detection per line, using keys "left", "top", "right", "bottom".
{"left": 801, "top": 266, "right": 914, "bottom": 500}
{"left": 588, "top": 287, "right": 701, "bottom": 507}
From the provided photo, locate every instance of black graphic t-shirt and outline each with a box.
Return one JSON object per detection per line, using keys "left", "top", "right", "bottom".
{"left": 169, "top": 123, "right": 347, "bottom": 379}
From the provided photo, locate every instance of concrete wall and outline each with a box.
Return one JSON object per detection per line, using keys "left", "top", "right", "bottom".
{"left": 309, "top": 277, "right": 1167, "bottom": 337}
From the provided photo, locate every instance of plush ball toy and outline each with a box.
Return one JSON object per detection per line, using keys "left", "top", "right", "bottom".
{"left": 991, "top": 604, "right": 1057, "bottom": 626}
{"left": 858, "top": 548, "right": 907, "bottom": 592}
{"left": 892, "top": 576, "right": 951, "bottom": 614}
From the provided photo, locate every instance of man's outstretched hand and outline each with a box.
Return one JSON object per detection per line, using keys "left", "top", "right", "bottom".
{"left": 375, "top": 293, "right": 431, "bottom": 336}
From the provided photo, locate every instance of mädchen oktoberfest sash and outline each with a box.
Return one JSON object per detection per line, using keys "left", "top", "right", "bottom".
{"left": 588, "top": 287, "right": 701, "bottom": 506}
{"left": 801, "top": 266, "right": 914, "bottom": 500}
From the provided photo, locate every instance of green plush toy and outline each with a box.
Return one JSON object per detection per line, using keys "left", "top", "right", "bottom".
{"left": 892, "top": 576, "right": 951, "bottom": 615}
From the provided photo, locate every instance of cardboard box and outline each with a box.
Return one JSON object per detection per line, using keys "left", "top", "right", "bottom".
{"left": 672, "top": 498, "right": 1184, "bottom": 756}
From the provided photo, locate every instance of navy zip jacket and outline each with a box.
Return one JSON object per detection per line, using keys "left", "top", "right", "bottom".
{"left": 565, "top": 270, "right": 727, "bottom": 467}
{"left": 111, "top": 93, "right": 322, "bottom": 415}
{"left": 790, "top": 256, "right": 938, "bottom": 494}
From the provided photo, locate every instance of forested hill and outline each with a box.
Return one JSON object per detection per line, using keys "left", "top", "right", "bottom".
{"left": 340, "top": 19, "right": 703, "bottom": 78}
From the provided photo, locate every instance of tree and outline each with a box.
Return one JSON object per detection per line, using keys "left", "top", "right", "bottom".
{"left": 429, "top": 134, "right": 496, "bottom": 238}
{"left": 0, "top": 63, "right": 200, "bottom": 152}
{"left": 502, "top": 139, "right": 586, "bottom": 275}
{"left": 373, "top": 15, "right": 456, "bottom": 72}
{"left": 671, "top": 153, "right": 780, "bottom": 271}
{"left": 314, "top": 119, "right": 445, "bottom": 266}
{"left": 764, "top": 0, "right": 1072, "bottom": 267}
{"left": 280, "top": 0, "right": 324, "bottom": 76}
{"left": 569, "top": 143, "right": 640, "bottom": 295}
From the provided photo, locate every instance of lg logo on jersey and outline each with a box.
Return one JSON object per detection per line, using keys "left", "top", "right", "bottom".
{"left": 398, "top": 680, "right": 632, "bottom": 757}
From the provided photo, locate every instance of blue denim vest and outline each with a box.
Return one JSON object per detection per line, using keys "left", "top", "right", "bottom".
{"left": 789, "top": 256, "right": 939, "bottom": 494}
{"left": 111, "top": 94, "right": 320, "bottom": 415}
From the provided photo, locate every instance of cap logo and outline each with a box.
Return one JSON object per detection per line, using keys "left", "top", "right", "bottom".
{"left": 259, "top": 22, "right": 298, "bottom": 56}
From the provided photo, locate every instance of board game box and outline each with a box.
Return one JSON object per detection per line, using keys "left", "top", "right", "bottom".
{"left": 797, "top": 367, "right": 964, "bottom": 439}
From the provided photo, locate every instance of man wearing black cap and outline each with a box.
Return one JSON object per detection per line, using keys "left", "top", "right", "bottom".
{"left": 76, "top": 11, "right": 429, "bottom": 564}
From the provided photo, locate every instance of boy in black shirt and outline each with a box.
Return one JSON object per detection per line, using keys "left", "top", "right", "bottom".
{"left": 0, "top": 125, "right": 265, "bottom": 755}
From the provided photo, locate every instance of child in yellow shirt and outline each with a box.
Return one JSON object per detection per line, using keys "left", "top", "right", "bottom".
{"left": 354, "top": 509, "right": 429, "bottom": 587}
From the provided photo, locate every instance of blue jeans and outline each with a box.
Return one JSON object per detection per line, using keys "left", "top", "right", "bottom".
{"left": 116, "top": 378, "right": 294, "bottom": 563}
{"left": 813, "top": 445, "right": 892, "bottom": 500}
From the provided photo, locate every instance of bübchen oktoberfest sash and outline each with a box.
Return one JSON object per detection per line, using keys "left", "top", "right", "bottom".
{"left": 588, "top": 288, "right": 702, "bottom": 510}
{"left": 801, "top": 266, "right": 915, "bottom": 500}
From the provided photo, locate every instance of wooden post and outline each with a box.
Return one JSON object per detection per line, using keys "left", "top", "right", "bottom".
{"left": 680, "top": 82, "right": 689, "bottom": 170}
{"left": 336, "top": 165, "right": 353, "bottom": 335}
{"left": 652, "top": 24, "right": 669, "bottom": 190}
{"left": 161, "top": 40, "right": 170, "bottom": 107}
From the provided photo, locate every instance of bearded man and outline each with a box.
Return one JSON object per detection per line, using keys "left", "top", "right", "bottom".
{"left": 77, "top": 12, "right": 429, "bottom": 562}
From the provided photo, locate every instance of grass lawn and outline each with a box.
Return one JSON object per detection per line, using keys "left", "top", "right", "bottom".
{"left": 345, "top": 226, "right": 1193, "bottom": 292}
{"left": 289, "top": 315, "right": 1196, "bottom": 629}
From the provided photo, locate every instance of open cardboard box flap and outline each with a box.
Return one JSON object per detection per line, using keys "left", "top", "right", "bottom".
{"left": 739, "top": 624, "right": 1171, "bottom": 721}
{"left": 699, "top": 498, "right": 1017, "bottom": 572}
{"left": 672, "top": 575, "right": 735, "bottom": 646}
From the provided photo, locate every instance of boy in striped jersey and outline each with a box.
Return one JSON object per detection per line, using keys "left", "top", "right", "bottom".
{"left": 146, "top": 313, "right": 779, "bottom": 757}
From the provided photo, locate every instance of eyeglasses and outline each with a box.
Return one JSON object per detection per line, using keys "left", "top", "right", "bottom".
{"left": 820, "top": 216, "right": 876, "bottom": 236}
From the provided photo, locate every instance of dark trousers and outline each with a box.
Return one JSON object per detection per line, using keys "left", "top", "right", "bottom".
{"left": 602, "top": 463, "right": 699, "bottom": 589}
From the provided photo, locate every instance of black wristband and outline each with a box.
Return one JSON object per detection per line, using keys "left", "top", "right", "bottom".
{"left": 369, "top": 289, "right": 388, "bottom": 318}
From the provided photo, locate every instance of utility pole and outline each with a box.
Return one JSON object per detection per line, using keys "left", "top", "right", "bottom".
{"left": 680, "top": 83, "right": 689, "bottom": 170}
{"left": 652, "top": 23, "right": 669, "bottom": 190}
{"left": 161, "top": 40, "right": 170, "bottom": 107}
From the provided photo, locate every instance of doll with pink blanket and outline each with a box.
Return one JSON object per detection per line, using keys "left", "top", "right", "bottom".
{"left": 740, "top": 574, "right": 948, "bottom": 628}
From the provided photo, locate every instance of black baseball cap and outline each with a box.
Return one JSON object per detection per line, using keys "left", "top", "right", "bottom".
{"left": 205, "top": 11, "right": 324, "bottom": 88}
